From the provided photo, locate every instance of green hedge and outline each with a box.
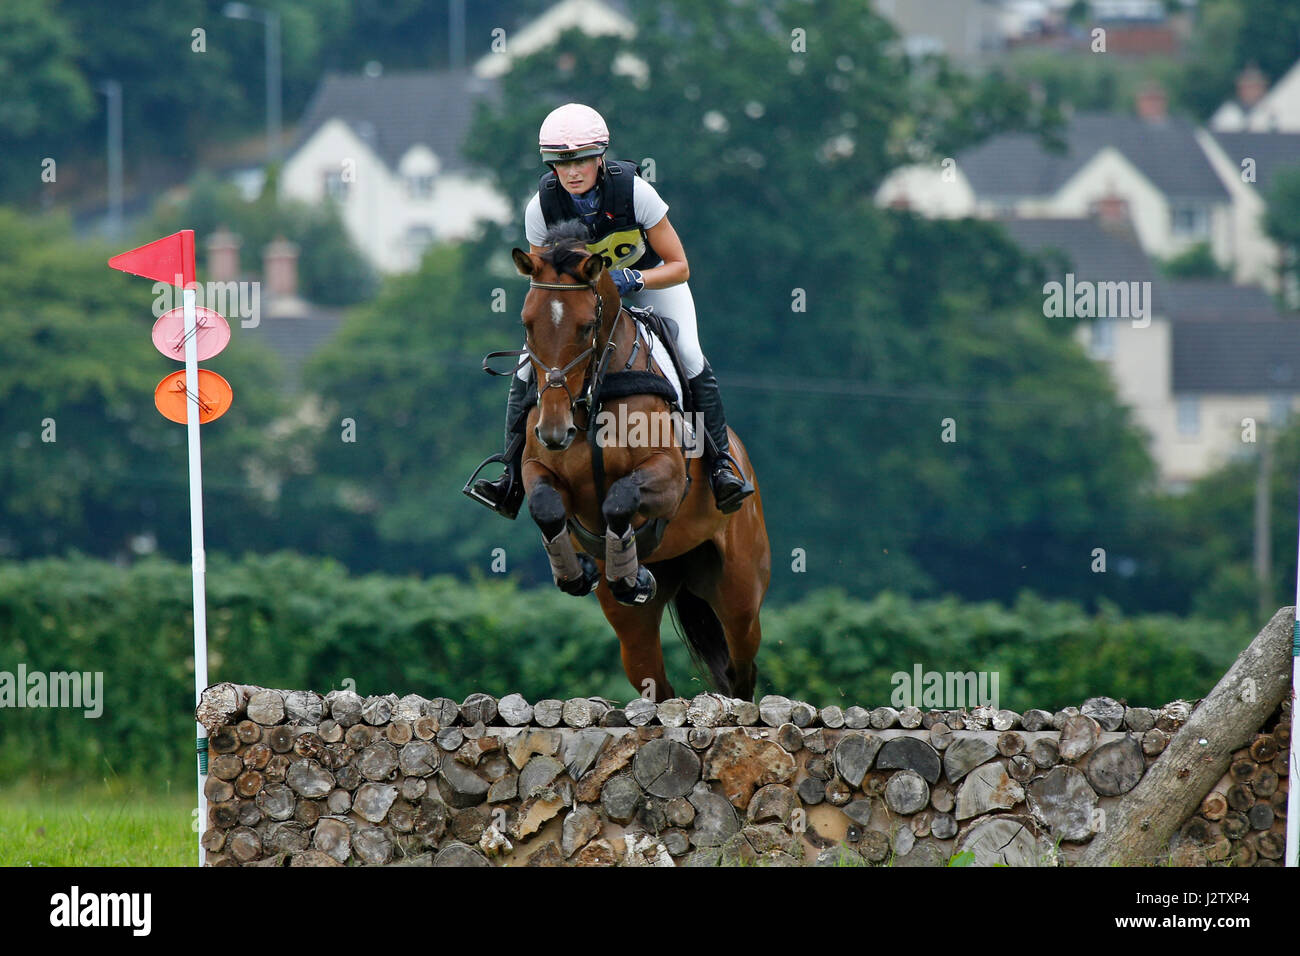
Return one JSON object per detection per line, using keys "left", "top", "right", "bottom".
{"left": 0, "top": 553, "right": 1249, "bottom": 787}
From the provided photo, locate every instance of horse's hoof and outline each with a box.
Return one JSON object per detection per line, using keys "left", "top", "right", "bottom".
{"left": 557, "top": 554, "right": 599, "bottom": 597}
{"left": 609, "top": 566, "right": 656, "bottom": 606}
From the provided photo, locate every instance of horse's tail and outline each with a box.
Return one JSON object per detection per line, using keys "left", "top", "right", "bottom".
{"left": 668, "top": 587, "right": 732, "bottom": 695}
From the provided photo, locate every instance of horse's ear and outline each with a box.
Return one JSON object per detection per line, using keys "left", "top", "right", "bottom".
{"left": 578, "top": 253, "right": 605, "bottom": 283}
{"left": 512, "top": 248, "right": 536, "bottom": 276}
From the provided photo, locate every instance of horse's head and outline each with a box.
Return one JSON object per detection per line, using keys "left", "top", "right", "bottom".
{"left": 511, "top": 222, "right": 616, "bottom": 451}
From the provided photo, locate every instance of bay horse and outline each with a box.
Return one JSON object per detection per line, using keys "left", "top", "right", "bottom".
{"left": 498, "top": 228, "right": 770, "bottom": 702}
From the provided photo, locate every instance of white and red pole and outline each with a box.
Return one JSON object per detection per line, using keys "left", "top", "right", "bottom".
{"left": 182, "top": 280, "right": 209, "bottom": 867}
{"left": 111, "top": 230, "right": 233, "bottom": 866}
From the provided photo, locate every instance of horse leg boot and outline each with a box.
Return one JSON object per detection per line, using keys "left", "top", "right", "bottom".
{"left": 463, "top": 371, "right": 529, "bottom": 519}
{"left": 528, "top": 484, "right": 598, "bottom": 596}
{"left": 603, "top": 478, "right": 656, "bottom": 606}
{"left": 687, "top": 361, "right": 754, "bottom": 514}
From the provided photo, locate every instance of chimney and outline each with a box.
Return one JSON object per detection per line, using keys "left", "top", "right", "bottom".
{"left": 206, "top": 228, "right": 241, "bottom": 282}
{"left": 1236, "top": 64, "right": 1268, "bottom": 107}
{"left": 263, "top": 236, "right": 300, "bottom": 298}
{"left": 1092, "top": 191, "right": 1130, "bottom": 226}
{"left": 1136, "top": 82, "right": 1168, "bottom": 122}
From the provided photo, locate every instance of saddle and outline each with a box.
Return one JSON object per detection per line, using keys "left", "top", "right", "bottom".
{"left": 512, "top": 304, "right": 696, "bottom": 562}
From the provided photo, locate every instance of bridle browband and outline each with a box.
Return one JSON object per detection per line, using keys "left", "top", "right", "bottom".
{"left": 483, "top": 276, "right": 627, "bottom": 421}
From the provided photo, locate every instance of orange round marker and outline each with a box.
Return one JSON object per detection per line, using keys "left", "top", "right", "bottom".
{"left": 154, "top": 369, "right": 233, "bottom": 424}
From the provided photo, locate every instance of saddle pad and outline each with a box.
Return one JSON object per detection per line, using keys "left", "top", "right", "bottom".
{"left": 643, "top": 324, "right": 684, "bottom": 408}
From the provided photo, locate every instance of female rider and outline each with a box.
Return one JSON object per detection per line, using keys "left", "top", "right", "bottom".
{"left": 465, "top": 103, "right": 753, "bottom": 519}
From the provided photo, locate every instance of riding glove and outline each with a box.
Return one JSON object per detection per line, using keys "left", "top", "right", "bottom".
{"left": 611, "top": 268, "right": 644, "bottom": 296}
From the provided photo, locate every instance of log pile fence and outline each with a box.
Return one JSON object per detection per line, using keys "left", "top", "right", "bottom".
{"left": 194, "top": 608, "right": 1295, "bottom": 867}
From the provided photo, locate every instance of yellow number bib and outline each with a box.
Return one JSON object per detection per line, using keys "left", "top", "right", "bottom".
{"left": 586, "top": 228, "right": 647, "bottom": 271}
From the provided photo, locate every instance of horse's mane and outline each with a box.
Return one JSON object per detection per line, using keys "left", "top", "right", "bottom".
{"left": 539, "top": 219, "right": 593, "bottom": 282}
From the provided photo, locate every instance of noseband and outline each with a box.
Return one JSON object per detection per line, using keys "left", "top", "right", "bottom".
{"left": 483, "top": 279, "right": 624, "bottom": 420}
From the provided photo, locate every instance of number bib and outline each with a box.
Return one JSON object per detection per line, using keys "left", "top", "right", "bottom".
{"left": 586, "top": 227, "right": 648, "bottom": 271}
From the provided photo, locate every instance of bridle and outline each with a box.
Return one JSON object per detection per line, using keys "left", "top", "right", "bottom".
{"left": 483, "top": 278, "right": 627, "bottom": 422}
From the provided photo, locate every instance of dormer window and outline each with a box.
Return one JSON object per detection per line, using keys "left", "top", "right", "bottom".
{"left": 399, "top": 145, "right": 440, "bottom": 201}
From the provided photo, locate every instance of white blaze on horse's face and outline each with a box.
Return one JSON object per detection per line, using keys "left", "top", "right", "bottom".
{"left": 551, "top": 299, "right": 564, "bottom": 328}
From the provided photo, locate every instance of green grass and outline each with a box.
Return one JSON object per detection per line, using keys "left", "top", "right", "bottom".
{"left": 0, "top": 780, "right": 197, "bottom": 866}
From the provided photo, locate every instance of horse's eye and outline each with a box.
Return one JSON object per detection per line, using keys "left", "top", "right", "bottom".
{"left": 580, "top": 322, "right": 597, "bottom": 337}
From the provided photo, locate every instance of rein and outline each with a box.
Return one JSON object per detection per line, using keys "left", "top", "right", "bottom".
{"left": 481, "top": 279, "right": 627, "bottom": 425}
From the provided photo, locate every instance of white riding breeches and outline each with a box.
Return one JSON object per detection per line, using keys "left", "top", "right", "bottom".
{"left": 515, "top": 280, "right": 706, "bottom": 381}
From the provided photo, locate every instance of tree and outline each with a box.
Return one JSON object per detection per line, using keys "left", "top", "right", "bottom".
{"left": 1161, "top": 242, "right": 1228, "bottom": 279}
{"left": 1177, "top": 0, "right": 1300, "bottom": 120}
{"left": 0, "top": 0, "right": 94, "bottom": 203}
{"left": 0, "top": 208, "right": 290, "bottom": 562}
{"left": 144, "top": 170, "right": 378, "bottom": 305}
{"left": 1263, "top": 166, "right": 1300, "bottom": 308}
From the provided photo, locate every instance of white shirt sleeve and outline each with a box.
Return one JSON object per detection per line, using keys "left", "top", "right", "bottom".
{"left": 523, "top": 194, "right": 547, "bottom": 247}
{"left": 525, "top": 175, "right": 669, "bottom": 246}
{"left": 633, "top": 176, "right": 669, "bottom": 230}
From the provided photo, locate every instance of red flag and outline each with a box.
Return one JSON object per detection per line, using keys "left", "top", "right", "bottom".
{"left": 108, "top": 230, "right": 196, "bottom": 287}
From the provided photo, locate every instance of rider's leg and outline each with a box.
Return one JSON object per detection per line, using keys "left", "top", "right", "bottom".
{"left": 632, "top": 283, "right": 754, "bottom": 513}
{"left": 464, "top": 362, "right": 530, "bottom": 519}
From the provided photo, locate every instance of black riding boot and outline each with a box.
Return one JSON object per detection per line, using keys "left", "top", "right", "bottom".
{"left": 688, "top": 361, "right": 755, "bottom": 514}
{"left": 462, "top": 373, "right": 530, "bottom": 519}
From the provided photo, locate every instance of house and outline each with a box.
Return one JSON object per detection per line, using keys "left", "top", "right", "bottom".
{"left": 280, "top": 68, "right": 511, "bottom": 274}
{"left": 472, "top": 0, "right": 634, "bottom": 78}
{"left": 1000, "top": 214, "right": 1297, "bottom": 488}
{"left": 870, "top": 0, "right": 1006, "bottom": 63}
{"left": 877, "top": 88, "right": 1234, "bottom": 269}
{"left": 279, "top": 0, "right": 647, "bottom": 275}
{"left": 1197, "top": 127, "right": 1300, "bottom": 294}
{"left": 1211, "top": 61, "right": 1300, "bottom": 133}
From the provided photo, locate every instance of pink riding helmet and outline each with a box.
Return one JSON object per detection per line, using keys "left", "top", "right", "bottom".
{"left": 539, "top": 103, "right": 610, "bottom": 163}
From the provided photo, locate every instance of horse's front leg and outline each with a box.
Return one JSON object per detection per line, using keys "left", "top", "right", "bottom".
{"left": 603, "top": 452, "right": 682, "bottom": 607}
{"left": 528, "top": 478, "right": 599, "bottom": 597}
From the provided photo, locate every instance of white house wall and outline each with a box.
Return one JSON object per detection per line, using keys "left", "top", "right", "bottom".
{"left": 1162, "top": 395, "right": 1291, "bottom": 485}
{"left": 282, "top": 119, "right": 392, "bottom": 269}
{"left": 1074, "top": 317, "right": 1174, "bottom": 479}
{"left": 874, "top": 162, "right": 976, "bottom": 217}
{"left": 1196, "top": 128, "right": 1282, "bottom": 291}
{"left": 281, "top": 119, "right": 512, "bottom": 274}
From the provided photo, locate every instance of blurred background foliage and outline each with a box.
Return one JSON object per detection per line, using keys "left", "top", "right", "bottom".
{"left": 0, "top": 0, "right": 1295, "bottom": 788}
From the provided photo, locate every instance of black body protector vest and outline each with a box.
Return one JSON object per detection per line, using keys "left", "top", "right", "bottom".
{"left": 537, "top": 159, "right": 663, "bottom": 271}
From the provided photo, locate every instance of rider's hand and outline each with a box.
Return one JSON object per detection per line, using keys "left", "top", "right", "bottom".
{"left": 611, "top": 268, "right": 644, "bottom": 296}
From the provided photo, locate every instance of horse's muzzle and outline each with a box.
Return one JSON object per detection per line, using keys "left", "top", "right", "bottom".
{"left": 536, "top": 423, "right": 577, "bottom": 451}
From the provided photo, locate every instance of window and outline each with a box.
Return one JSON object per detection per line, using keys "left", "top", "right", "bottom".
{"left": 324, "top": 169, "right": 349, "bottom": 202}
{"left": 1089, "top": 319, "right": 1115, "bottom": 359}
{"left": 1176, "top": 395, "right": 1200, "bottom": 436}
{"left": 1270, "top": 394, "right": 1292, "bottom": 427}
{"left": 406, "top": 174, "right": 434, "bottom": 199}
{"left": 1170, "top": 202, "right": 1209, "bottom": 239}
{"left": 406, "top": 225, "right": 434, "bottom": 254}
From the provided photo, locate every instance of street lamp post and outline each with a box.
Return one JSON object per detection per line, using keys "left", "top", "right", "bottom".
{"left": 223, "top": 3, "right": 282, "bottom": 169}
{"left": 98, "top": 80, "right": 123, "bottom": 239}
